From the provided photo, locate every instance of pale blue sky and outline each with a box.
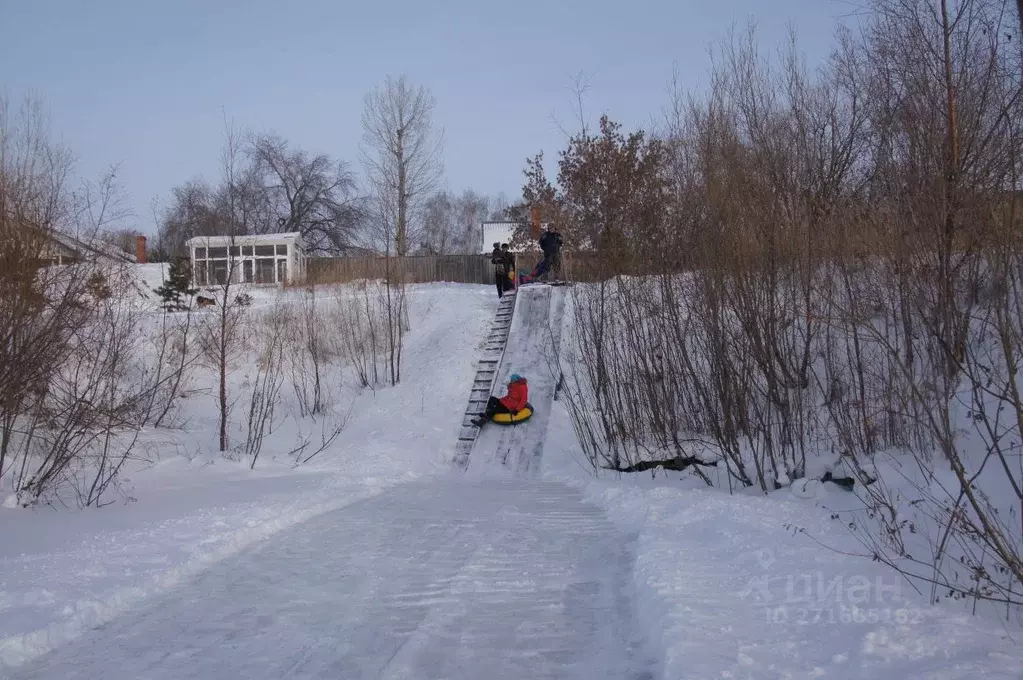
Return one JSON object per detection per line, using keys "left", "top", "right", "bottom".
{"left": 1, "top": 0, "right": 856, "bottom": 234}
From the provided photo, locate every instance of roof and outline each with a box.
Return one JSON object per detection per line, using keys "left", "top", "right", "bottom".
{"left": 34, "top": 225, "right": 137, "bottom": 263}
{"left": 480, "top": 222, "right": 522, "bottom": 254}
{"left": 185, "top": 232, "right": 303, "bottom": 247}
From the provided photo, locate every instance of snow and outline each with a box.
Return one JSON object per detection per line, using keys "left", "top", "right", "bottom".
{"left": 465, "top": 284, "right": 567, "bottom": 474}
{"left": 7, "top": 478, "right": 656, "bottom": 679}
{"left": 0, "top": 280, "right": 493, "bottom": 672}
{"left": 542, "top": 400, "right": 1023, "bottom": 679}
{"left": 1, "top": 273, "right": 1020, "bottom": 679}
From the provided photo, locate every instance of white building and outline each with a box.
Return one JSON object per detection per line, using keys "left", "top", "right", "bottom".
{"left": 185, "top": 232, "right": 306, "bottom": 286}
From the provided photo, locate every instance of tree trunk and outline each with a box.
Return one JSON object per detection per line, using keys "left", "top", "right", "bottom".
{"left": 396, "top": 127, "right": 408, "bottom": 257}
{"left": 219, "top": 316, "right": 229, "bottom": 451}
{"left": 940, "top": 0, "right": 961, "bottom": 380}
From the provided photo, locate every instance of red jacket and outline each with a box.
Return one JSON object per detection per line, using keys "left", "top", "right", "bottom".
{"left": 499, "top": 377, "right": 528, "bottom": 412}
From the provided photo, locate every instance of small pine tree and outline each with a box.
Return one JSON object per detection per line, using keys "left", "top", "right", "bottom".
{"left": 154, "top": 258, "right": 198, "bottom": 310}
{"left": 87, "top": 271, "right": 112, "bottom": 301}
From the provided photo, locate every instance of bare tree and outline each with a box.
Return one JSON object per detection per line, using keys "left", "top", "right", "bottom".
{"left": 288, "top": 283, "right": 332, "bottom": 416}
{"left": 245, "top": 297, "right": 288, "bottom": 469}
{"left": 155, "top": 179, "right": 230, "bottom": 256}
{"left": 360, "top": 75, "right": 444, "bottom": 256}
{"left": 246, "top": 132, "right": 363, "bottom": 254}
{"left": 0, "top": 94, "right": 154, "bottom": 506}
{"left": 533, "top": 3, "right": 1022, "bottom": 614}
{"left": 100, "top": 227, "right": 147, "bottom": 259}
{"left": 194, "top": 116, "right": 249, "bottom": 452}
{"left": 157, "top": 133, "right": 362, "bottom": 257}
{"left": 420, "top": 189, "right": 493, "bottom": 254}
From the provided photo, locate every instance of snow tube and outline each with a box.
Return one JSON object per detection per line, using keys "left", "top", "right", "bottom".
{"left": 491, "top": 402, "right": 534, "bottom": 424}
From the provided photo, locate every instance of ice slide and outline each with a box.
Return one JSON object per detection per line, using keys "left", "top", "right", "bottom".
{"left": 458, "top": 284, "right": 567, "bottom": 476}
{"left": 7, "top": 478, "right": 653, "bottom": 679}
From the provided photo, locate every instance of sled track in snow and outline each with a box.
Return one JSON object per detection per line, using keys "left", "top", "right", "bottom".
{"left": 457, "top": 284, "right": 566, "bottom": 476}
{"left": 452, "top": 292, "right": 517, "bottom": 469}
{"left": 7, "top": 478, "right": 656, "bottom": 680}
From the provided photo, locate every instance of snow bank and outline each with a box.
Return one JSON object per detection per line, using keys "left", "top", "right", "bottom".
{"left": 0, "top": 472, "right": 390, "bottom": 669}
{"left": 0, "top": 281, "right": 496, "bottom": 672}
{"left": 541, "top": 400, "right": 1023, "bottom": 679}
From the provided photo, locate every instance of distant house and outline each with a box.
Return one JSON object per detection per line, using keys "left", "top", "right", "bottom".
{"left": 479, "top": 221, "right": 525, "bottom": 254}
{"left": 185, "top": 232, "right": 307, "bottom": 286}
{"left": 24, "top": 225, "right": 139, "bottom": 268}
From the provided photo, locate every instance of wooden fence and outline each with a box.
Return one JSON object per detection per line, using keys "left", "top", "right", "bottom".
{"left": 304, "top": 252, "right": 606, "bottom": 286}
{"left": 307, "top": 254, "right": 490, "bottom": 285}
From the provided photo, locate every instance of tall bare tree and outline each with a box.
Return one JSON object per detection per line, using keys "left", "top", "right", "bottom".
{"left": 360, "top": 75, "right": 444, "bottom": 256}
{"left": 246, "top": 132, "right": 363, "bottom": 254}
{"left": 194, "top": 116, "right": 248, "bottom": 453}
{"left": 420, "top": 188, "right": 493, "bottom": 254}
{"left": 157, "top": 134, "right": 362, "bottom": 257}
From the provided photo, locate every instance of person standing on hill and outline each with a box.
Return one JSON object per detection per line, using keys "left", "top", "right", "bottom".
{"left": 538, "top": 226, "right": 564, "bottom": 281}
{"left": 500, "top": 243, "right": 516, "bottom": 292}
{"left": 489, "top": 242, "right": 507, "bottom": 297}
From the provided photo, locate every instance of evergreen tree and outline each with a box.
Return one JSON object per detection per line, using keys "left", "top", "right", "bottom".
{"left": 154, "top": 258, "right": 197, "bottom": 311}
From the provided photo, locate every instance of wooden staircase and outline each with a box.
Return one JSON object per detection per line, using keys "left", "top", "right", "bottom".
{"left": 453, "top": 291, "right": 517, "bottom": 469}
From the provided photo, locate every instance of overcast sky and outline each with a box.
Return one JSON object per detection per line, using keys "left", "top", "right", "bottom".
{"left": 0, "top": 0, "right": 857, "bottom": 235}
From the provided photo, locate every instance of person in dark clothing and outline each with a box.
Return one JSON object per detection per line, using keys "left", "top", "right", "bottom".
{"left": 471, "top": 374, "right": 528, "bottom": 427}
{"left": 500, "top": 243, "right": 516, "bottom": 292}
{"left": 489, "top": 242, "right": 507, "bottom": 297}
{"left": 537, "top": 227, "right": 563, "bottom": 281}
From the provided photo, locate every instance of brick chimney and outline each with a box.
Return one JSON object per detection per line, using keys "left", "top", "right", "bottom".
{"left": 136, "top": 235, "right": 148, "bottom": 264}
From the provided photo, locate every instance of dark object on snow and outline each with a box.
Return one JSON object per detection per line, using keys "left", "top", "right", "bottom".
{"left": 821, "top": 470, "right": 856, "bottom": 490}
{"left": 196, "top": 295, "right": 217, "bottom": 308}
{"left": 614, "top": 456, "right": 719, "bottom": 474}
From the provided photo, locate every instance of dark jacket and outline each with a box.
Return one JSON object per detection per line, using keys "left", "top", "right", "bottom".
{"left": 539, "top": 230, "right": 562, "bottom": 256}
{"left": 499, "top": 377, "right": 528, "bottom": 412}
{"left": 500, "top": 249, "right": 516, "bottom": 273}
{"left": 490, "top": 246, "right": 506, "bottom": 274}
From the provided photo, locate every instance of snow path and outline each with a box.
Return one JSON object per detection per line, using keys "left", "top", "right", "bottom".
{"left": 466, "top": 284, "right": 566, "bottom": 475}
{"left": 9, "top": 477, "right": 656, "bottom": 680}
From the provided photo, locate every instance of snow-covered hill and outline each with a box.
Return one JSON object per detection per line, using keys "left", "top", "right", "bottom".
{"left": 0, "top": 271, "right": 1019, "bottom": 678}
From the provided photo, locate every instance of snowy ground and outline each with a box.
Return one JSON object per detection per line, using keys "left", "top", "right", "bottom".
{"left": 1, "top": 276, "right": 1021, "bottom": 679}
{"left": 8, "top": 478, "right": 656, "bottom": 680}
{"left": 542, "top": 402, "right": 1023, "bottom": 679}
{"left": 0, "top": 280, "right": 495, "bottom": 671}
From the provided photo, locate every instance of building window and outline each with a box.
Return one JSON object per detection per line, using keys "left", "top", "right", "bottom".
{"left": 209, "top": 247, "right": 228, "bottom": 259}
{"left": 276, "top": 244, "right": 288, "bottom": 256}
{"left": 254, "top": 245, "right": 275, "bottom": 256}
{"left": 194, "top": 247, "right": 207, "bottom": 259}
{"left": 242, "top": 245, "right": 253, "bottom": 256}
{"left": 211, "top": 260, "right": 229, "bottom": 285}
{"left": 230, "top": 246, "right": 241, "bottom": 256}
{"left": 276, "top": 259, "right": 288, "bottom": 284}
{"left": 255, "top": 258, "right": 275, "bottom": 283}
